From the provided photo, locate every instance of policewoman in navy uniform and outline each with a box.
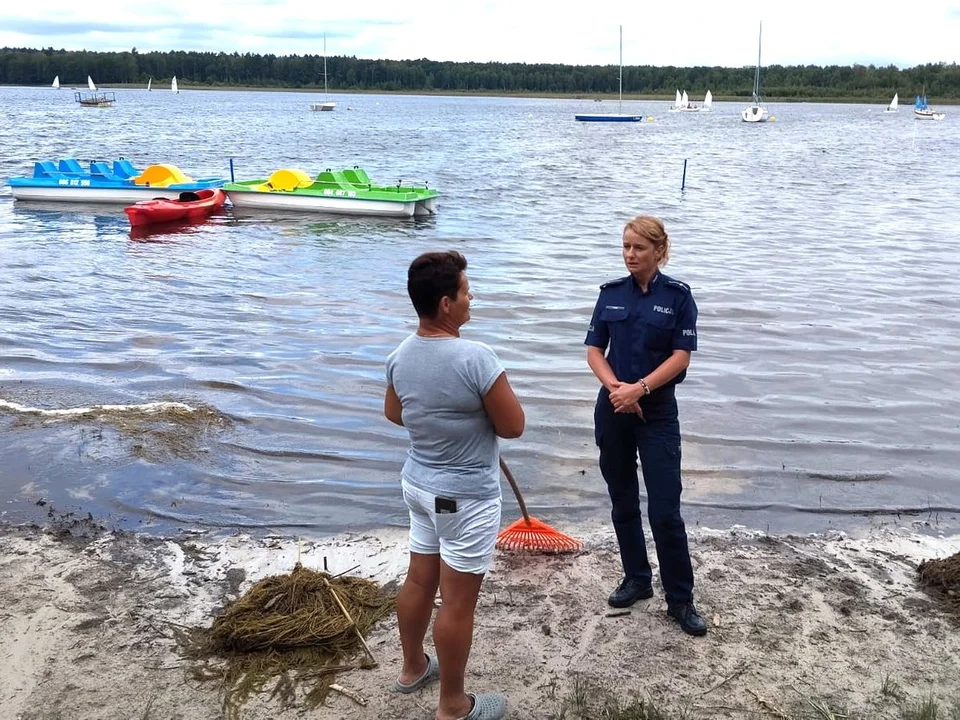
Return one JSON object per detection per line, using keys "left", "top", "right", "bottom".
{"left": 584, "top": 215, "right": 706, "bottom": 636}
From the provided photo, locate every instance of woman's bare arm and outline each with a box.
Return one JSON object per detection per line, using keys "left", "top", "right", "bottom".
{"left": 482, "top": 372, "right": 525, "bottom": 438}
{"left": 384, "top": 384, "right": 404, "bottom": 426}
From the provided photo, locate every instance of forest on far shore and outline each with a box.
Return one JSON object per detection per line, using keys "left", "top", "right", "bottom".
{"left": 2, "top": 47, "right": 959, "bottom": 101}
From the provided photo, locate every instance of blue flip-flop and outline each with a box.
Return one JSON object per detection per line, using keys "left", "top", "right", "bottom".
{"left": 457, "top": 692, "right": 508, "bottom": 720}
{"left": 392, "top": 652, "right": 440, "bottom": 694}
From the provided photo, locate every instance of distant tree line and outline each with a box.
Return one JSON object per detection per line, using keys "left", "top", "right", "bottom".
{"left": 2, "top": 47, "right": 959, "bottom": 100}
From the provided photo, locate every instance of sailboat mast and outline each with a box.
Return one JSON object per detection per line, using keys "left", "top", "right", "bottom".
{"left": 754, "top": 21, "right": 763, "bottom": 101}
{"left": 323, "top": 33, "right": 328, "bottom": 97}
{"left": 618, "top": 24, "right": 623, "bottom": 114}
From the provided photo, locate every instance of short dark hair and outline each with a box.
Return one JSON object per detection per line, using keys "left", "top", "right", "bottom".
{"left": 407, "top": 251, "right": 467, "bottom": 318}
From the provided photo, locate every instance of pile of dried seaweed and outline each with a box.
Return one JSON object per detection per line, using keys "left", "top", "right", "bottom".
{"left": 178, "top": 562, "right": 395, "bottom": 718}
{"left": 918, "top": 551, "right": 960, "bottom": 617}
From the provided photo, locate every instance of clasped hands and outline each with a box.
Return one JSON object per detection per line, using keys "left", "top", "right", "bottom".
{"left": 608, "top": 381, "right": 644, "bottom": 417}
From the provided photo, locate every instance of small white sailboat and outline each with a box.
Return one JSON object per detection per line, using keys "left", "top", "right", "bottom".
{"left": 171, "top": 76, "right": 179, "bottom": 94}
{"left": 884, "top": 93, "right": 898, "bottom": 113}
{"left": 679, "top": 89, "right": 711, "bottom": 112}
{"left": 914, "top": 89, "right": 944, "bottom": 121}
{"left": 574, "top": 25, "right": 643, "bottom": 122}
{"left": 147, "top": 77, "right": 152, "bottom": 92}
{"left": 311, "top": 34, "right": 336, "bottom": 111}
{"left": 87, "top": 75, "right": 97, "bottom": 92}
{"left": 52, "top": 75, "right": 60, "bottom": 90}
{"left": 741, "top": 22, "right": 769, "bottom": 123}
{"left": 668, "top": 89, "right": 683, "bottom": 112}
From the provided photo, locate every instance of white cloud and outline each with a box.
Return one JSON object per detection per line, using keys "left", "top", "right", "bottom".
{"left": 1, "top": 0, "right": 957, "bottom": 67}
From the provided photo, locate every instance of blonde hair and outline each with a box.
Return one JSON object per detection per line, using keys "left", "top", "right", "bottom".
{"left": 624, "top": 215, "right": 670, "bottom": 267}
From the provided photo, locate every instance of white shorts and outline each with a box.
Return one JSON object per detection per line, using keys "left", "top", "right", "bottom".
{"left": 402, "top": 478, "right": 501, "bottom": 575}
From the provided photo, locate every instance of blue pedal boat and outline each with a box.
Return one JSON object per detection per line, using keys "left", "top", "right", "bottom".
{"left": 8, "top": 159, "right": 227, "bottom": 204}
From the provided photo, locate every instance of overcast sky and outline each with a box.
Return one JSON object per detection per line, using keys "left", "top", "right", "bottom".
{"left": 2, "top": 1, "right": 958, "bottom": 68}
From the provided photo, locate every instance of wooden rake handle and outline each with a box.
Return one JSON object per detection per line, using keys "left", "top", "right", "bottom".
{"left": 499, "top": 457, "right": 531, "bottom": 525}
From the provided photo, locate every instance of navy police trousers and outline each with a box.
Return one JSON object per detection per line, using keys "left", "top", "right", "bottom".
{"left": 594, "top": 388, "right": 694, "bottom": 605}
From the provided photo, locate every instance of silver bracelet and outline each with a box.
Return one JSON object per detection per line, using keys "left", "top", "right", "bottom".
{"left": 638, "top": 378, "right": 651, "bottom": 395}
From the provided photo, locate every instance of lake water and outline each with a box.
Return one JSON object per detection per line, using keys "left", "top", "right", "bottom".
{"left": 1, "top": 86, "right": 958, "bottom": 538}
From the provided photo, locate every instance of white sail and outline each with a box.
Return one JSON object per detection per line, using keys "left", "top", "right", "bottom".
{"left": 171, "top": 76, "right": 179, "bottom": 93}
{"left": 147, "top": 77, "right": 152, "bottom": 91}
{"left": 668, "top": 89, "right": 682, "bottom": 111}
{"left": 703, "top": 90, "right": 713, "bottom": 110}
{"left": 87, "top": 75, "right": 97, "bottom": 91}
{"left": 681, "top": 90, "right": 689, "bottom": 106}
{"left": 52, "top": 75, "right": 60, "bottom": 89}
{"left": 885, "top": 93, "right": 898, "bottom": 112}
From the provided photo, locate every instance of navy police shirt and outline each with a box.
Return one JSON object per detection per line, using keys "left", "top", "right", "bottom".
{"left": 584, "top": 271, "right": 698, "bottom": 389}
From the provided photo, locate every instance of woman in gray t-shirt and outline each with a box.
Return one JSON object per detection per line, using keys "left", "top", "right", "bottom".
{"left": 384, "top": 251, "right": 523, "bottom": 720}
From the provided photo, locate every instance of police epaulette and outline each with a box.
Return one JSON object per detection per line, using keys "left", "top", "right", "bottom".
{"left": 600, "top": 276, "right": 630, "bottom": 289}
{"left": 665, "top": 279, "right": 691, "bottom": 293}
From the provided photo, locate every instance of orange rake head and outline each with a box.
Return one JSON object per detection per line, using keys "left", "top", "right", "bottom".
{"left": 495, "top": 516, "right": 582, "bottom": 554}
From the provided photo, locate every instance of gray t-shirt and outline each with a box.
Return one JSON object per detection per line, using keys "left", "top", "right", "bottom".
{"left": 386, "top": 334, "right": 505, "bottom": 500}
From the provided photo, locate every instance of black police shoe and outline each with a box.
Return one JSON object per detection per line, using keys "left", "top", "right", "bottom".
{"left": 607, "top": 578, "right": 654, "bottom": 608}
{"left": 667, "top": 602, "right": 708, "bottom": 636}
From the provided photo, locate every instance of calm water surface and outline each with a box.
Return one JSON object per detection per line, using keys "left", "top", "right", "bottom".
{"left": 1, "top": 87, "right": 958, "bottom": 537}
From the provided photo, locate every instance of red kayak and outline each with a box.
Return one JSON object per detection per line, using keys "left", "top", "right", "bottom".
{"left": 123, "top": 188, "right": 226, "bottom": 227}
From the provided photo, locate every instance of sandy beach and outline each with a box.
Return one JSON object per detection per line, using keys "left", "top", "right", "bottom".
{"left": 2, "top": 515, "right": 959, "bottom": 720}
